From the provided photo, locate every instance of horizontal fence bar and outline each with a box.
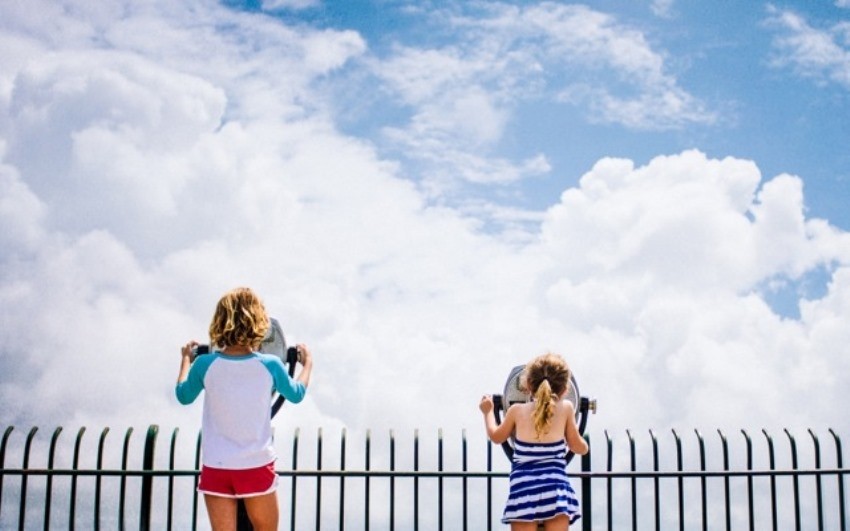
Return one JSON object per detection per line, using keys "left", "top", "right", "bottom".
{"left": 1, "top": 425, "right": 847, "bottom": 530}
{"left": 2, "top": 468, "right": 848, "bottom": 479}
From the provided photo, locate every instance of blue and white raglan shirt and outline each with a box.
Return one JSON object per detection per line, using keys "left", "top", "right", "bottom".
{"left": 176, "top": 352, "right": 306, "bottom": 469}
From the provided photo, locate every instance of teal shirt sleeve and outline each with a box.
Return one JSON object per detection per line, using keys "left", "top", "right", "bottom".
{"left": 175, "top": 354, "right": 216, "bottom": 405}
{"left": 259, "top": 354, "right": 307, "bottom": 404}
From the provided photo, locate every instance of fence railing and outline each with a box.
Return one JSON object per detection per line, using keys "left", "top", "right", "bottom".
{"left": 0, "top": 425, "right": 847, "bottom": 530}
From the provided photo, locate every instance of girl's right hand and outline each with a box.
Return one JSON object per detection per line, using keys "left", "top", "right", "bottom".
{"left": 479, "top": 395, "right": 494, "bottom": 414}
{"left": 181, "top": 341, "right": 198, "bottom": 361}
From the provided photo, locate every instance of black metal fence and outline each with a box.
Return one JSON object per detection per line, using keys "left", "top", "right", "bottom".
{"left": 0, "top": 425, "right": 847, "bottom": 530}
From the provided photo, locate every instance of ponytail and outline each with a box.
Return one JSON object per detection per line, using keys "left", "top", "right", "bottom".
{"left": 532, "top": 379, "right": 555, "bottom": 439}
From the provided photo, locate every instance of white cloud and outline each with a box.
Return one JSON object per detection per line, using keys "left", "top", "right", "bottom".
{"left": 534, "top": 150, "right": 850, "bottom": 429}
{"left": 454, "top": 2, "right": 715, "bottom": 128}
{"left": 767, "top": 7, "right": 850, "bottom": 90}
{"left": 651, "top": 0, "right": 675, "bottom": 18}
{"left": 0, "top": 156, "right": 45, "bottom": 252}
{"left": 263, "top": 0, "right": 321, "bottom": 10}
{"left": 0, "top": 1, "right": 848, "bottom": 443}
{"left": 368, "top": 2, "right": 714, "bottom": 192}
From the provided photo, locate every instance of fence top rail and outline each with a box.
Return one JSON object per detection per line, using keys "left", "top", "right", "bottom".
{"left": 2, "top": 467, "right": 849, "bottom": 479}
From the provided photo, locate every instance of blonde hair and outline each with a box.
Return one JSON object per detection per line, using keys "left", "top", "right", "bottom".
{"left": 209, "top": 287, "right": 269, "bottom": 349}
{"left": 524, "top": 353, "right": 571, "bottom": 439}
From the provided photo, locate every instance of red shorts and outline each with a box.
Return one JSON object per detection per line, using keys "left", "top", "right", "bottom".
{"left": 198, "top": 462, "right": 278, "bottom": 498}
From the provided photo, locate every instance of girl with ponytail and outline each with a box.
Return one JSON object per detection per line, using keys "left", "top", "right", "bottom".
{"left": 479, "top": 353, "right": 588, "bottom": 530}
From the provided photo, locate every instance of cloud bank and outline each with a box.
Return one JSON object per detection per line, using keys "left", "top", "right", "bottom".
{"left": 0, "top": 1, "right": 848, "bottom": 443}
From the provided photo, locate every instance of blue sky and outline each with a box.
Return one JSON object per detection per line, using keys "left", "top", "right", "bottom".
{"left": 242, "top": 0, "right": 850, "bottom": 230}
{"left": 1, "top": 0, "right": 849, "bottom": 458}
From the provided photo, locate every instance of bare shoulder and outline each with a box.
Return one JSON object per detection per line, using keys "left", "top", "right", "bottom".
{"left": 556, "top": 399, "right": 576, "bottom": 416}
{"left": 506, "top": 402, "right": 528, "bottom": 417}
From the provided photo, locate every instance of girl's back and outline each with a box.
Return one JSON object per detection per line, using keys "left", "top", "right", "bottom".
{"left": 511, "top": 399, "right": 575, "bottom": 444}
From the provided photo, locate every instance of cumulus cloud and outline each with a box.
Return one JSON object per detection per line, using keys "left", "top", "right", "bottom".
{"left": 535, "top": 151, "right": 850, "bottom": 429}
{"left": 0, "top": 0, "right": 848, "bottom": 446}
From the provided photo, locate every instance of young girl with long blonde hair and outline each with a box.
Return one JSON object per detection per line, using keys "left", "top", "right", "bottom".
{"left": 479, "top": 353, "right": 588, "bottom": 531}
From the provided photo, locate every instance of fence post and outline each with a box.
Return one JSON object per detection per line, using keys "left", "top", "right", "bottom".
{"left": 808, "top": 429, "right": 824, "bottom": 531}
{"left": 627, "top": 429, "right": 636, "bottom": 531}
{"left": 650, "top": 430, "right": 659, "bottom": 531}
{"left": 140, "top": 425, "right": 158, "bottom": 531}
{"left": 0, "top": 426, "right": 13, "bottom": 525}
{"left": 45, "top": 427, "right": 64, "bottom": 530}
{"left": 784, "top": 429, "right": 801, "bottom": 531}
{"left": 581, "top": 433, "right": 591, "bottom": 531}
{"left": 70, "top": 427, "right": 87, "bottom": 531}
{"left": 828, "top": 429, "right": 845, "bottom": 531}
{"left": 20, "top": 427, "right": 38, "bottom": 529}
{"left": 119, "top": 427, "right": 134, "bottom": 527}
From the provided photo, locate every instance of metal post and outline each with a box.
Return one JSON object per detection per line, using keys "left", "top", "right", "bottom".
{"left": 741, "top": 430, "right": 754, "bottom": 531}
{"left": 672, "top": 429, "right": 683, "bottom": 531}
{"left": 627, "top": 429, "right": 636, "bottom": 531}
{"left": 0, "top": 426, "right": 14, "bottom": 525}
{"left": 695, "top": 429, "right": 706, "bottom": 531}
{"left": 461, "top": 429, "right": 468, "bottom": 531}
{"left": 808, "top": 429, "right": 824, "bottom": 531}
{"left": 438, "top": 429, "right": 444, "bottom": 531}
{"left": 581, "top": 434, "right": 592, "bottom": 531}
{"left": 193, "top": 431, "right": 201, "bottom": 530}
{"left": 339, "top": 428, "right": 346, "bottom": 531}
{"left": 784, "top": 429, "right": 801, "bottom": 531}
{"left": 167, "top": 428, "right": 178, "bottom": 531}
{"left": 365, "top": 430, "right": 371, "bottom": 531}
{"left": 20, "top": 427, "right": 39, "bottom": 530}
{"left": 290, "top": 428, "right": 300, "bottom": 531}
{"left": 140, "top": 425, "right": 158, "bottom": 531}
{"left": 413, "top": 429, "right": 419, "bottom": 531}
{"left": 828, "top": 429, "right": 845, "bottom": 531}
{"left": 486, "top": 434, "right": 492, "bottom": 531}
{"left": 390, "top": 430, "right": 396, "bottom": 531}
{"left": 45, "top": 427, "right": 64, "bottom": 530}
{"left": 718, "top": 430, "right": 730, "bottom": 531}
{"left": 316, "top": 428, "right": 323, "bottom": 530}
{"left": 120, "top": 427, "right": 134, "bottom": 529}
{"left": 70, "top": 427, "right": 86, "bottom": 531}
{"left": 605, "top": 431, "right": 613, "bottom": 531}
{"left": 762, "top": 429, "right": 778, "bottom": 531}
{"left": 650, "top": 430, "right": 659, "bottom": 531}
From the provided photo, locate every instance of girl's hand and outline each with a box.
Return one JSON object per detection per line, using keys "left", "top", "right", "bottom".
{"left": 293, "top": 343, "right": 313, "bottom": 389}
{"left": 177, "top": 340, "right": 197, "bottom": 385}
{"left": 479, "top": 395, "right": 494, "bottom": 414}
{"left": 296, "top": 344, "right": 312, "bottom": 366}
{"left": 181, "top": 341, "right": 198, "bottom": 362}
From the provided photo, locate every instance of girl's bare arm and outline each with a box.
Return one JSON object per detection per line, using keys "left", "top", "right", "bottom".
{"left": 480, "top": 396, "right": 516, "bottom": 444}
{"left": 564, "top": 403, "right": 589, "bottom": 455}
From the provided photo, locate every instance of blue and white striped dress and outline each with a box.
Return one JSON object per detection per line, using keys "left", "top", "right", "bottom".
{"left": 502, "top": 439, "right": 581, "bottom": 524}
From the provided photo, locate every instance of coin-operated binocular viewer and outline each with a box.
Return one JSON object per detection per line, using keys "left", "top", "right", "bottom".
{"left": 492, "top": 364, "right": 597, "bottom": 464}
